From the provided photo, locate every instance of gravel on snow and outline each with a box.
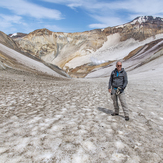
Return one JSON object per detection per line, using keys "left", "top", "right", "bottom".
{"left": 0, "top": 69, "right": 163, "bottom": 163}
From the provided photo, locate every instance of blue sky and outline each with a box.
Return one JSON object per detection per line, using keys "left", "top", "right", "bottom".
{"left": 0, "top": 0, "right": 163, "bottom": 34}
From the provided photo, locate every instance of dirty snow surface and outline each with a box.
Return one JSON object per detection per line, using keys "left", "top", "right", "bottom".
{"left": 0, "top": 69, "right": 163, "bottom": 163}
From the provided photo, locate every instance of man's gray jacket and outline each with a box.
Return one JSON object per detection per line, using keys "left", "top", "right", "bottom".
{"left": 108, "top": 68, "right": 128, "bottom": 90}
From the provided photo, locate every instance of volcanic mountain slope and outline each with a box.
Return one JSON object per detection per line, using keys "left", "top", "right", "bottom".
{"left": 1, "top": 17, "right": 163, "bottom": 163}
{"left": 13, "top": 16, "right": 163, "bottom": 77}
{"left": 0, "top": 31, "right": 69, "bottom": 78}
{"left": 86, "top": 38, "right": 163, "bottom": 78}
{"left": 15, "top": 28, "right": 107, "bottom": 68}
{"left": 0, "top": 31, "right": 18, "bottom": 50}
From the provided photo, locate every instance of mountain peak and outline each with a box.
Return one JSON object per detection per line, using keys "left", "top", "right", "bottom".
{"left": 130, "top": 16, "right": 163, "bottom": 24}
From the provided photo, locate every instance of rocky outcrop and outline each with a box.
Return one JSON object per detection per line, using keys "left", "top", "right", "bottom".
{"left": 13, "top": 16, "right": 163, "bottom": 77}
{"left": 15, "top": 28, "right": 107, "bottom": 69}
{"left": 0, "top": 31, "right": 18, "bottom": 50}
{"left": 0, "top": 31, "right": 20, "bottom": 70}
{"left": 8, "top": 32, "right": 27, "bottom": 39}
{"left": 104, "top": 16, "right": 163, "bottom": 41}
{"left": 0, "top": 32, "right": 69, "bottom": 78}
{"left": 86, "top": 38, "right": 163, "bottom": 78}
{"left": 124, "top": 38, "right": 163, "bottom": 71}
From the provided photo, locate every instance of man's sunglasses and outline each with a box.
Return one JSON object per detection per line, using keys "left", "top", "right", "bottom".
{"left": 117, "top": 65, "right": 122, "bottom": 67}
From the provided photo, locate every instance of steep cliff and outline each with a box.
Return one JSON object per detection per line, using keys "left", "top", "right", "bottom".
{"left": 14, "top": 16, "right": 163, "bottom": 77}
{"left": 0, "top": 31, "right": 18, "bottom": 50}
{"left": 0, "top": 32, "right": 69, "bottom": 78}
{"left": 15, "top": 28, "right": 107, "bottom": 68}
{"left": 104, "top": 16, "right": 163, "bottom": 41}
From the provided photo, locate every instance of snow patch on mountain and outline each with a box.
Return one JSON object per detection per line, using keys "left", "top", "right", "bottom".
{"left": 115, "top": 16, "right": 162, "bottom": 28}
{"left": 130, "top": 16, "right": 163, "bottom": 25}
{"left": 10, "top": 33, "right": 18, "bottom": 37}
{"left": 93, "top": 33, "right": 163, "bottom": 61}
{"left": 86, "top": 33, "right": 163, "bottom": 78}
{"left": 131, "top": 16, "right": 147, "bottom": 24}
{"left": 116, "top": 16, "right": 163, "bottom": 28}
{"left": 63, "top": 33, "right": 163, "bottom": 70}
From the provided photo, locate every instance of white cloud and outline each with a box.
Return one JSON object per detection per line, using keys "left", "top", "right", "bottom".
{"left": 89, "top": 24, "right": 107, "bottom": 29}
{"left": 0, "top": 14, "right": 35, "bottom": 34}
{"left": 0, "top": 14, "right": 22, "bottom": 24}
{"left": 1, "top": 0, "right": 163, "bottom": 34}
{"left": 42, "top": 0, "right": 163, "bottom": 28}
{"left": 42, "top": 0, "right": 163, "bottom": 15}
{"left": 89, "top": 15, "right": 125, "bottom": 28}
{"left": 0, "top": 14, "right": 23, "bottom": 33}
{"left": 0, "top": 0, "right": 63, "bottom": 20}
{"left": 107, "top": 0, "right": 163, "bottom": 15}
{"left": 44, "top": 25, "right": 64, "bottom": 32}
{"left": 67, "top": 3, "right": 82, "bottom": 9}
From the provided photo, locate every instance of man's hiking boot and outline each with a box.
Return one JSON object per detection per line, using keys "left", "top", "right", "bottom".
{"left": 111, "top": 113, "right": 119, "bottom": 116}
{"left": 125, "top": 116, "right": 129, "bottom": 121}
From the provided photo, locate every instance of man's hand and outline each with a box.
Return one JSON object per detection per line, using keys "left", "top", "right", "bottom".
{"left": 108, "top": 89, "right": 111, "bottom": 93}
{"left": 116, "top": 87, "right": 124, "bottom": 95}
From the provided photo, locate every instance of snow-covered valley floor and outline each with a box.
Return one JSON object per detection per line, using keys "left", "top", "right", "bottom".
{"left": 0, "top": 69, "right": 163, "bottom": 163}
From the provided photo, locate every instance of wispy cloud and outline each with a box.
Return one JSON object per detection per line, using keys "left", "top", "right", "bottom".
{"left": 1, "top": 0, "right": 163, "bottom": 34}
{"left": 0, "top": 14, "right": 22, "bottom": 24}
{"left": 42, "top": 0, "right": 163, "bottom": 15}
{"left": 42, "top": 0, "right": 163, "bottom": 28}
{"left": 0, "top": 14, "right": 23, "bottom": 33}
{"left": 109, "top": 0, "right": 163, "bottom": 15}
{"left": 44, "top": 25, "right": 64, "bottom": 32}
{"left": 89, "top": 15, "right": 124, "bottom": 28}
{"left": 0, "top": 0, "right": 64, "bottom": 34}
{"left": 89, "top": 19, "right": 126, "bottom": 29}
{"left": 0, "top": 0, "right": 63, "bottom": 20}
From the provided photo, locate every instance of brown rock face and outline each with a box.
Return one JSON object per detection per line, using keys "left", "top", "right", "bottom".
{"left": 66, "top": 61, "right": 114, "bottom": 78}
{"left": 104, "top": 16, "right": 163, "bottom": 41}
{"left": 0, "top": 31, "right": 69, "bottom": 78}
{"left": 124, "top": 38, "right": 163, "bottom": 62}
{"left": 0, "top": 31, "right": 18, "bottom": 50}
{"left": 15, "top": 28, "right": 107, "bottom": 68}
{"left": 13, "top": 16, "right": 163, "bottom": 77}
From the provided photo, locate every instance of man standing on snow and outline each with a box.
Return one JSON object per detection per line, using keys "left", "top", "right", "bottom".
{"left": 108, "top": 61, "right": 129, "bottom": 121}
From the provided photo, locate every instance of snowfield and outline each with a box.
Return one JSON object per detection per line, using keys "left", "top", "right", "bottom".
{"left": 0, "top": 68, "right": 163, "bottom": 163}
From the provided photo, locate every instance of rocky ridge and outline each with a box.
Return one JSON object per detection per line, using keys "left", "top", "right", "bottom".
{"left": 7, "top": 16, "right": 163, "bottom": 77}
{"left": 0, "top": 31, "right": 69, "bottom": 78}
{"left": 111, "top": 16, "right": 163, "bottom": 41}
{"left": 8, "top": 32, "right": 27, "bottom": 39}
{"left": 0, "top": 31, "right": 18, "bottom": 50}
